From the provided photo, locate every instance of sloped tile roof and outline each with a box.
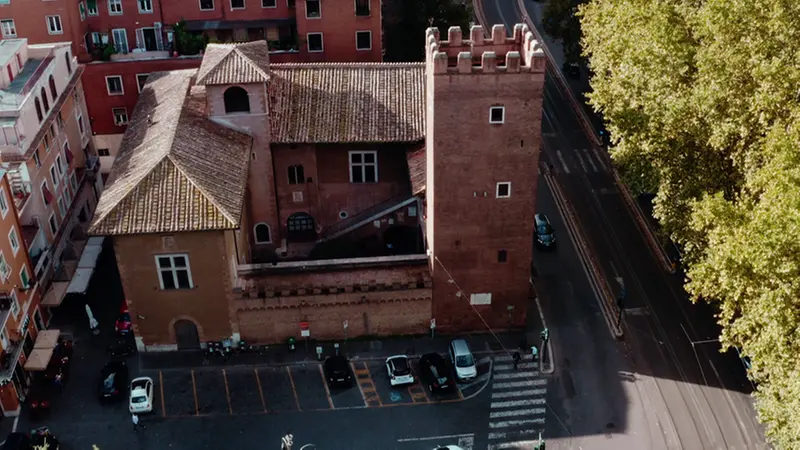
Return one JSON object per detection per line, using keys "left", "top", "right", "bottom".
{"left": 268, "top": 63, "right": 425, "bottom": 143}
{"left": 406, "top": 146, "right": 426, "bottom": 195}
{"left": 89, "top": 70, "right": 252, "bottom": 236}
{"left": 196, "top": 41, "right": 270, "bottom": 85}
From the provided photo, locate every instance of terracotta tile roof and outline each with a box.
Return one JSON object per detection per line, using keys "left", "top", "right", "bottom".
{"left": 89, "top": 70, "right": 252, "bottom": 236}
{"left": 196, "top": 42, "right": 270, "bottom": 85}
{"left": 406, "top": 146, "right": 426, "bottom": 195}
{"left": 268, "top": 63, "right": 425, "bottom": 143}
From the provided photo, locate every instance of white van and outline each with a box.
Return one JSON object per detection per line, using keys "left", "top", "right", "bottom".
{"left": 448, "top": 339, "right": 477, "bottom": 382}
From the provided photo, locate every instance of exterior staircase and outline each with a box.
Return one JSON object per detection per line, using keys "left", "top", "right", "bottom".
{"left": 318, "top": 194, "right": 418, "bottom": 243}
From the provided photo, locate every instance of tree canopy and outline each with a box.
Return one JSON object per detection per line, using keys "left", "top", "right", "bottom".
{"left": 579, "top": 0, "right": 800, "bottom": 447}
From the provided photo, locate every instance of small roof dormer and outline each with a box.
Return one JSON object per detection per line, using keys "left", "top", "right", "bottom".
{"left": 195, "top": 41, "right": 270, "bottom": 86}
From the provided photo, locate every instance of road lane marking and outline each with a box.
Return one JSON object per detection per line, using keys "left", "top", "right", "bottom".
{"left": 488, "top": 430, "right": 542, "bottom": 440}
{"left": 286, "top": 366, "right": 302, "bottom": 412}
{"left": 222, "top": 369, "right": 233, "bottom": 415}
{"left": 318, "top": 365, "right": 335, "bottom": 410}
{"left": 574, "top": 148, "right": 589, "bottom": 172}
{"left": 494, "top": 363, "right": 536, "bottom": 371}
{"left": 158, "top": 371, "right": 166, "bottom": 417}
{"left": 593, "top": 147, "right": 609, "bottom": 171}
{"left": 489, "top": 418, "right": 546, "bottom": 428}
{"left": 460, "top": 372, "right": 491, "bottom": 390}
{"left": 494, "top": 354, "right": 533, "bottom": 362}
{"left": 397, "top": 433, "right": 475, "bottom": 442}
{"left": 493, "top": 379, "right": 547, "bottom": 389}
{"left": 556, "top": 150, "right": 571, "bottom": 174}
{"left": 489, "top": 408, "right": 547, "bottom": 419}
{"left": 494, "top": 372, "right": 539, "bottom": 380}
{"left": 491, "top": 398, "right": 546, "bottom": 408}
{"left": 583, "top": 148, "right": 599, "bottom": 172}
{"left": 488, "top": 440, "right": 543, "bottom": 450}
{"left": 190, "top": 370, "right": 199, "bottom": 416}
{"left": 253, "top": 368, "right": 267, "bottom": 413}
{"left": 491, "top": 388, "right": 547, "bottom": 399}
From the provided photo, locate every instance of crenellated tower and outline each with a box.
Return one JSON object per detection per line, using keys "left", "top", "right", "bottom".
{"left": 425, "top": 24, "right": 547, "bottom": 332}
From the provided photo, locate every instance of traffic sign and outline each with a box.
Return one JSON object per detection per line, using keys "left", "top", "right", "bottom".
{"left": 300, "top": 321, "right": 310, "bottom": 330}
{"left": 430, "top": 318, "right": 436, "bottom": 329}
{"left": 343, "top": 320, "right": 349, "bottom": 330}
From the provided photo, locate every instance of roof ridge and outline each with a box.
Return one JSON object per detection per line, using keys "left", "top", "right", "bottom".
{"left": 196, "top": 45, "right": 236, "bottom": 84}
{"left": 231, "top": 47, "right": 269, "bottom": 79}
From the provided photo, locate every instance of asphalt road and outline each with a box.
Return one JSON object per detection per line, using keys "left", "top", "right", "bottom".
{"left": 481, "top": 0, "right": 768, "bottom": 448}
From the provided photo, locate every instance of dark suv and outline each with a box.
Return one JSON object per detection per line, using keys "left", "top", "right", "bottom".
{"left": 418, "top": 353, "right": 455, "bottom": 394}
{"left": 323, "top": 355, "right": 353, "bottom": 388}
{"left": 534, "top": 213, "right": 556, "bottom": 250}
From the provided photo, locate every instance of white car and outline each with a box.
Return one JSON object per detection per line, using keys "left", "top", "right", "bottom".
{"left": 129, "top": 376, "right": 154, "bottom": 413}
{"left": 386, "top": 355, "right": 414, "bottom": 386}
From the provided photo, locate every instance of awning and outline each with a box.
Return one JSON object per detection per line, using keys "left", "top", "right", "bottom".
{"left": 34, "top": 329, "right": 61, "bottom": 349}
{"left": 24, "top": 329, "right": 61, "bottom": 372}
{"left": 67, "top": 236, "right": 104, "bottom": 294}
{"left": 184, "top": 17, "right": 293, "bottom": 31}
{"left": 42, "top": 281, "right": 69, "bottom": 307}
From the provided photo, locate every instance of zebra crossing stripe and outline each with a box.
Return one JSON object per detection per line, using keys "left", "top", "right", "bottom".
{"left": 493, "top": 379, "right": 547, "bottom": 390}
{"left": 583, "top": 148, "right": 598, "bottom": 172}
{"left": 488, "top": 429, "right": 542, "bottom": 440}
{"left": 493, "top": 371, "right": 539, "bottom": 380}
{"left": 490, "top": 398, "right": 547, "bottom": 408}
{"left": 489, "top": 407, "right": 546, "bottom": 419}
{"left": 494, "top": 362, "right": 536, "bottom": 371}
{"left": 494, "top": 354, "right": 534, "bottom": 362}
{"left": 491, "top": 388, "right": 546, "bottom": 399}
{"left": 489, "top": 418, "right": 546, "bottom": 429}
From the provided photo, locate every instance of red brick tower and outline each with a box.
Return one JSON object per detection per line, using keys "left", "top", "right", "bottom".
{"left": 425, "top": 24, "right": 547, "bottom": 332}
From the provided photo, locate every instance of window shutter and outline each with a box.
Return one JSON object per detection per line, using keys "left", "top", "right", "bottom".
{"left": 154, "top": 22, "right": 163, "bottom": 51}
{"left": 135, "top": 28, "right": 144, "bottom": 50}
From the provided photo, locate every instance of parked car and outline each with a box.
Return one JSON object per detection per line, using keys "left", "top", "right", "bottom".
{"left": 323, "top": 355, "right": 353, "bottom": 388}
{"left": 99, "top": 360, "right": 129, "bottom": 402}
{"left": 448, "top": 339, "right": 477, "bottom": 383}
{"left": 27, "top": 377, "right": 53, "bottom": 420}
{"left": 385, "top": 355, "right": 414, "bottom": 387}
{"left": 129, "top": 377, "right": 154, "bottom": 414}
{"left": 418, "top": 353, "right": 455, "bottom": 394}
{"left": 534, "top": 213, "right": 557, "bottom": 250}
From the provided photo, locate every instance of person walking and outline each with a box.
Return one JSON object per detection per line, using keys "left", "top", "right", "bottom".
{"left": 512, "top": 351, "right": 521, "bottom": 370}
{"left": 132, "top": 413, "right": 145, "bottom": 432}
{"left": 530, "top": 345, "right": 539, "bottom": 363}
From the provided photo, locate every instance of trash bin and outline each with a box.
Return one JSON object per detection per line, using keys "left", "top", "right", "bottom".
{"left": 287, "top": 337, "right": 296, "bottom": 352}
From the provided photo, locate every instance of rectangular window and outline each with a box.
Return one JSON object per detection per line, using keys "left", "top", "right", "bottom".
{"left": 199, "top": 0, "right": 214, "bottom": 10}
{"left": 8, "top": 227, "right": 19, "bottom": 256}
{"left": 112, "top": 29, "right": 129, "bottom": 53}
{"left": 98, "top": 148, "right": 111, "bottom": 157}
{"left": 307, "top": 32, "right": 323, "bottom": 52}
{"left": 50, "top": 165, "right": 59, "bottom": 188}
{"left": 33, "top": 150, "right": 41, "bottom": 168}
{"left": 156, "top": 254, "right": 194, "bottom": 290}
{"left": 48, "top": 213, "right": 57, "bottom": 235}
{"left": 497, "top": 250, "right": 507, "bottom": 263}
{"left": 305, "top": 0, "right": 320, "bottom": 18}
{"left": 112, "top": 108, "right": 128, "bottom": 125}
{"left": 57, "top": 196, "right": 66, "bottom": 218}
{"left": 40, "top": 180, "right": 50, "bottom": 205}
{"left": 136, "top": 73, "right": 149, "bottom": 93}
{"left": 106, "top": 75, "right": 124, "bottom": 95}
{"left": 88, "top": 0, "right": 98, "bottom": 15}
{"left": 9, "top": 291, "right": 18, "bottom": 317}
{"left": 79, "top": 2, "right": 86, "bottom": 20}
{"left": 19, "top": 266, "right": 29, "bottom": 289}
{"left": 230, "top": 0, "right": 244, "bottom": 8}
{"left": 496, "top": 182, "right": 511, "bottom": 198}
{"left": 262, "top": 0, "right": 275, "bottom": 7}
{"left": 0, "top": 188, "right": 7, "bottom": 219}
{"left": 64, "top": 184, "right": 72, "bottom": 206}
{"left": 349, "top": 151, "right": 377, "bottom": 183}
{"left": 489, "top": 106, "right": 505, "bottom": 124}
{"left": 356, "top": 30, "right": 371, "bottom": 50}
{"left": 46, "top": 15, "right": 63, "bottom": 34}
{"left": 0, "top": 330, "right": 6, "bottom": 350}
{"left": 108, "top": 0, "right": 123, "bottom": 14}
{"left": 1, "top": 19, "right": 16, "bottom": 38}
{"left": 77, "top": 112, "right": 85, "bottom": 135}
{"left": 287, "top": 164, "right": 305, "bottom": 185}
{"left": 355, "top": 0, "right": 369, "bottom": 16}
{"left": 56, "top": 155, "right": 64, "bottom": 175}
{"left": 138, "top": 0, "right": 152, "bottom": 12}
{"left": 70, "top": 172, "right": 78, "bottom": 193}
{"left": 57, "top": 111, "right": 64, "bottom": 130}
{"left": 0, "top": 252, "right": 9, "bottom": 281}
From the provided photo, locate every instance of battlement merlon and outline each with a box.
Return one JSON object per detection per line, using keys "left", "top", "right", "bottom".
{"left": 426, "top": 24, "right": 546, "bottom": 74}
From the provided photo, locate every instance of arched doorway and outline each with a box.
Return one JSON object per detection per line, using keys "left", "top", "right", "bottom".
{"left": 287, "top": 212, "right": 317, "bottom": 242}
{"left": 174, "top": 320, "right": 200, "bottom": 350}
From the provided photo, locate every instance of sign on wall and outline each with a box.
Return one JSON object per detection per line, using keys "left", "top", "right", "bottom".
{"left": 469, "top": 293, "right": 492, "bottom": 305}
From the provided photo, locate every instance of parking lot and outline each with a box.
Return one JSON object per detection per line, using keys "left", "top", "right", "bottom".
{"left": 143, "top": 355, "right": 491, "bottom": 418}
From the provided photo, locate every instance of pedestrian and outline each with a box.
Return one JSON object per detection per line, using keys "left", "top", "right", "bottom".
{"left": 512, "top": 351, "right": 521, "bottom": 370}
{"left": 132, "top": 413, "right": 145, "bottom": 432}
{"left": 531, "top": 345, "right": 539, "bottom": 363}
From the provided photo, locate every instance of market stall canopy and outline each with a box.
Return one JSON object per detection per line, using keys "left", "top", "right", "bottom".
{"left": 24, "top": 329, "right": 61, "bottom": 371}
{"left": 67, "top": 237, "right": 105, "bottom": 295}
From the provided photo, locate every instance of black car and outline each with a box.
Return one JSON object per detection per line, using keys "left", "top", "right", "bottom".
{"left": 98, "top": 360, "right": 129, "bottom": 402}
{"left": 323, "top": 355, "right": 353, "bottom": 388}
{"left": 534, "top": 213, "right": 556, "bottom": 250}
{"left": 27, "top": 377, "right": 53, "bottom": 420}
{"left": 418, "top": 353, "right": 455, "bottom": 393}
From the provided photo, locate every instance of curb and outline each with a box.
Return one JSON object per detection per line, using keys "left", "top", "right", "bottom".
{"left": 461, "top": 357, "right": 493, "bottom": 400}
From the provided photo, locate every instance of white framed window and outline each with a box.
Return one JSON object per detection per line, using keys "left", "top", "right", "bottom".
{"left": 138, "top": 0, "right": 153, "bottom": 12}
{"left": 9, "top": 290, "right": 18, "bottom": 317}
{"left": 0, "top": 252, "right": 9, "bottom": 281}
{"left": 106, "top": 75, "right": 124, "bottom": 95}
{"left": 19, "top": 266, "right": 29, "bottom": 289}
{"left": 48, "top": 213, "right": 57, "bottom": 235}
{"left": 496, "top": 182, "right": 511, "bottom": 198}
{"left": 56, "top": 154, "right": 64, "bottom": 176}
{"left": 349, "top": 150, "right": 378, "bottom": 183}
{"left": 230, "top": 0, "right": 244, "bottom": 8}
{"left": 64, "top": 183, "right": 72, "bottom": 205}
{"left": 112, "top": 28, "right": 129, "bottom": 53}
{"left": 113, "top": 107, "right": 128, "bottom": 125}
{"left": 98, "top": 148, "right": 111, "bottom": 157}
{"left": 136, "top": 73, "right": 149, "bottom": 93}
{"left": 46, "top": 15, "right": 63, "bottom": 34}
{"left": 50, "top": 165, "right": 59, "bottom": 188}
{"left": 108, "top": 0, "right": 123, "bottom": 14}
{"left": 307, "top": 32, "right": 323, "bottom": 53}
{"left": 57, "top": 196, "right": 67, "bottom": 218}
{"left": 199, "top": 0, "right": 214, "bottom": 10}
{"left": 77, "top": 111, "right": 85, "bottom": 135}
{"left": 354, "top": 0, "right": 369, "bottom": 16}
{"left": 0, "top": 330, "right": 7, "bottom": 351}
{"left": 70, "top": 172, "right": 78, "bottom": 193}
{"left": 40, "top": 180, "right": 50, "bottom": 206}
{"left": 489, "top": 106, "right": 505, "bottom": 124}
{"left": 8, "top": 227, "right": 19, "bottom": 256}
{"left": 305, "top": 0, "right": 320, "bottom": 18}
{"left": 1, "top": 19, "right": 16, "bottom": 38}
{"left": 355, "top": 30, "right": 371, "bottom": 51}
{"left": 79, "top": 2, "right": 86, "bottom": 20}
{"left": 88, "top": 0, "right": 98, "bottom": 15}
{"left": 254, "top": 223, "right": 271, "bottom": 244}
{"left": 0, "top": 188, "right": 7, "bottom": 219}
{"left": 262, "top": 0, "right": 275, "bottom": 7}
{"left": 155, "top": 254, "right": 194, "bottom": 290}
{"left": 34, "top": 151, "right": 41, "bottom": 168}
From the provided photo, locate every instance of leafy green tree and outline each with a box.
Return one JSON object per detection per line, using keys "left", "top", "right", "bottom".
{"left": 580, "top": 0, "right": 800, "bottom": 447}
{"left": 383, "top": 0, "right": 472, "bottom": 62}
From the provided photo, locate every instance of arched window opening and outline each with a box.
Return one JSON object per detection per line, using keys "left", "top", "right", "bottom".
{"left": 254, "top": 223, "right": 271, "bottom": 244}
{"left": 35, "top": 99, "right": 43, "bottom": 122}
{"left": 287, "top": 213, "right": 316, "bottom": 242}
{"left": 223, "top": 86, "right": 250, "bottom": 114}
{"left": 40, "top": 87, "right": 49, "bottom": 112}
{"left": 49, "top": 75, "right": 57, "bottom": 99}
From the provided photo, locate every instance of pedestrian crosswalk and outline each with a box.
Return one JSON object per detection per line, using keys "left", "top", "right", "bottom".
{"left": 487, "top": 354, "right": 547, "bottom": 450}
{"left": 554, "top": 148, "right": 609, "bottom": 174}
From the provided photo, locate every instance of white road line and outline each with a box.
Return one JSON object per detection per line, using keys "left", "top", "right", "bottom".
{"left": 555, "top": 150, "right": 571, "bottom": 174}
{"left": 491, "top": 398, "right": 546, "bottom": 409}
{"left": 477, "top": 356, "right": 492, "bottom": 365}
{"left": 583, "top": 148, "right": 598, "bottom": 172}
{"left": 494, "top": 354, "right": 533, "bottom": 362}
{"left": 493, "top": 379, "right": 547, "bottom": 390}
{"left": 489, "top": 408, "right": 547, "bottom": 419}
{"left": 488, "top": 440, "right": 542, "bottom": 450}
{"left": 488, "top": 430, "right": 542, "bottom": 440}
{"left": 574, "top": 148, "right": 589, "bottom": 172}
{"left": 489, "top": 418, "right": 546, "bottom": 429}
{"left": 494, "top": 363, "right": 536, "bottom": 371}
{"left": 593, "top": 147, "right": 609, "bottom": 171}
{"left": 491, "top": 389, "right": 547, "bottom": 399}
{"left": 493, "top": 372, "right": 539, "bottom": 380}
{"left": 460, "top": 372, "right": 491, "bottom": 390}
{"left": 396, "top": 433, "right": 475, "bottom": 443}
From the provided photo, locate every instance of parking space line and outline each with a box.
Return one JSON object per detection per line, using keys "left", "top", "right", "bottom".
{"left": 318, "top": 365, "right": 335, "bottom": 409}
{"left": 222, "top": 369, "right": 233, "bottom": 415}
{"left": 286, "top": 366, "right": 302, "bottom": 411}
{"left": 190, "top": 370, "right": 199, "bottom": 416}
{"left": 158, "top": 371, "right": 166, "bottom": 417}
{"left": 408, "top": 385, "right": 429, "bottom": 403}
{"left": 457, "top": 386, "right": 465, "bottom": 401}
{"left": 254, "top": 368, "right": 267, "bottom": 413}
{"left": 351, "top": 362, "right": 382, "bottom": 407}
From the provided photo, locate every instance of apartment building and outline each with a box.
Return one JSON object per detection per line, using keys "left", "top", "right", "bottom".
{"left": 88, "top": 24, "right": 547, "bottom": 351}
{"left": 0, "top": 39, "right": 103, "bottom": 415}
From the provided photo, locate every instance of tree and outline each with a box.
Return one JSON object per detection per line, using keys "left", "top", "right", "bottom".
{"left": 580, "top": 0, "right": 800, "bottom": 447}
{"left": 542, "top": 0, "right": 585, "bottom": 63}
{"left": 382, "top": 0, "right": 472, "bottom": 62}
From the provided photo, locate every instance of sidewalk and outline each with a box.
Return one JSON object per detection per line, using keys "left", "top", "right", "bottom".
{"left": 139, "top": 332, "right": 530, "bottom": 371}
